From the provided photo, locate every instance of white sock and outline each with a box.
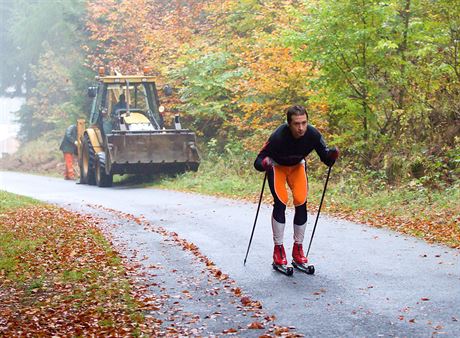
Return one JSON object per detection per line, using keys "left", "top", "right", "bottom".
{"left": 272, "top": 217, "right": 285, "bottom": 245}
{"left": 293, "top": 221, "right": 307, "bottom": 244}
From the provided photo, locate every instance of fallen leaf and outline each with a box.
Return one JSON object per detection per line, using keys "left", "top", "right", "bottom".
{"left": 274, "top": 326, "right": 290, "bottom": 335}
{"left": 223, "top": 328, "right": 238, "bottom": 334}
{"left": 248, "top": 321, "right": 264, "bottom": 329}
{"left": 241, "top": 296, "right": 251, "bottom": 306}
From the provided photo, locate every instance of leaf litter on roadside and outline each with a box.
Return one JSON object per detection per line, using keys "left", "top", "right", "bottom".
{"left": 92, "top": 205, "right": 302, "bottom": 336}
{"left": 0, "top": 205, "right": 159, "bottom": 336}
{"left": 0, "top": 200, "right": 306, "bottom": 337}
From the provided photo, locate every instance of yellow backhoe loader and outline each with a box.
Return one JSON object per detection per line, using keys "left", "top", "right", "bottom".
{"left": 76, "top": 69, "right": 200, "bottom": 187}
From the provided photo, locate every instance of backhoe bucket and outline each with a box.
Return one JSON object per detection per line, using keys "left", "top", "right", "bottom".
{"left": 107, "top": 130, "right": 200, "bottom": 175}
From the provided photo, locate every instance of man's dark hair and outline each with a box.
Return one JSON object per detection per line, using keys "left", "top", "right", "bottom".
{"left": 286, "top": 105, "right": 308, "bottom": 124}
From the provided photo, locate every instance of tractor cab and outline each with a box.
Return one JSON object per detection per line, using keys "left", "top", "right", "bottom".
{"left": 88, "top": 75, "right": 165, "bottom": 135}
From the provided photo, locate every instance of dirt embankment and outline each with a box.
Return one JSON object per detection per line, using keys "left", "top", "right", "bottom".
{"left": 0, "top": 154, "right": 74, "bottom": 178}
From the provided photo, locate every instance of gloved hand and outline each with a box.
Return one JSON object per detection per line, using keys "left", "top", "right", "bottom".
{"left": 329, "top": 147, "right": 339, "bottom": 160}
{"left": 261, "top": 156, "right": 274, "bottom": 171}
{"left": 327, "top": 147, "right": 339, "bottom": 166}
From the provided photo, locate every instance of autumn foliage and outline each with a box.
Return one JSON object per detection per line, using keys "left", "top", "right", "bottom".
{"left": 83, "top": 0, "right": 459, "bottom": 185}
{"left": 85, "top": 0, "right": 210, "bottom": 81}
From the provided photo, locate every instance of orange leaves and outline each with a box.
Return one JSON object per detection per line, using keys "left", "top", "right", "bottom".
{"left": 0, "top": 205, "right": 158, "bottom": 336}
{"left": 85, "top": 0, "right": 151, "bottom": 73}
{"left": 326, "top": 201, "right": 460, "bottom": 249}
{"left": 248, "top": 321, "right": 265, "bottom": 329}
{"left": 232, "top": 45, "right": 316, "bottom": 137}
{"left": 241, "top": 295, "right": 252, "bottom": 306}
{"left": 170, "top": 230, "right": 231, "bottom": 280}
{"left": 312, "top": 288, "right": 327, "bottom": 296}
{"left": 85, "top": 0, "right": 208, "bottom": 79}
{"left": 223, "top": 327, "right": 238, "bottom": 334}
{"left": 84, "top": 0, "right": 329, "bottom": 146}
{"left": 202, "top": 1, "right": 325, "bottom": 142}
{"left": 91, "top": 206, "right": 294, "bottom": 334}
{"left": 240, "top": 295, "right": 263, "bottom": 310}
{"left": 233, "top": 287, "right": 242, "bottom": 296}
{"left": 274, "top": 326, "right": 291, "bottom": 335}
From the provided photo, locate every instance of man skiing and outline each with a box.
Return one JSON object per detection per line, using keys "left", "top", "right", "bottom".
{"left": 254, "top": 105, "right": 339, "bottom": 273}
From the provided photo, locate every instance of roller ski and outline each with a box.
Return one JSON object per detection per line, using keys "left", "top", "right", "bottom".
{"left": 292, "top": 243, "right": 315, "bottom": 275}
{"left": 272, "top": 245, "right": 294, "bottom": 276}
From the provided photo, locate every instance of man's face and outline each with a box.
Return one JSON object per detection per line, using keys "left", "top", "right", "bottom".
{"left": 288, "top": 114, "right": 308, "bottom": 139}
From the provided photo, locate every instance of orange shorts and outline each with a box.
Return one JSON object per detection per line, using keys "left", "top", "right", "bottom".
{"left": 272, "top": 162, "right": 307, "bottom": 206}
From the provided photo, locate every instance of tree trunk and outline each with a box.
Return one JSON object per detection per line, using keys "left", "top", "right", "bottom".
{"left": 397, "top": 0, "right": 411, "bottom": 110}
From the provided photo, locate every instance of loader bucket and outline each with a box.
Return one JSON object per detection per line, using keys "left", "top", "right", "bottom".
{"left": 106, "top": 130, "right": 200, "bottom": 175}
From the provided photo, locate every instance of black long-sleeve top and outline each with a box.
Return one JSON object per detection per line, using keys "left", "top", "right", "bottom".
{"left": 254, "top": 123, "right": 335, "bottom": 171}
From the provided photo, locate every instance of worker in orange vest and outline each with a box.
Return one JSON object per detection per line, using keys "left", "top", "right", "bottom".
{"left": 59, "top": 124, "right": 77, "bottom": 180}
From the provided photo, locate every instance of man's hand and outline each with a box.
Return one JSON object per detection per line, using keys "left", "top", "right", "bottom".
{"left": 327, "top": 147, "right": 339, "bottom": 166}
{"left": 261, "top": 157, "right": 274, "bottom": 171}
{"left": 329, "top": 147, "right": 339, "bottom": 160}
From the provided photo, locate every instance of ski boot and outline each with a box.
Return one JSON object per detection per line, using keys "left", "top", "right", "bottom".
{"left": 292, "top": 243, "right": 315, "bottom": 275}
{"left": 272, "top": 244, "right": 293, "bottom": 276}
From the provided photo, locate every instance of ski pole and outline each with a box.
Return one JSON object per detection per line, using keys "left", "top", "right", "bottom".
{"left": 243, "top": 172, "right": 267, "bottom": 265}
{"left": 305, "top": 165, "right": 332, "bottom": 258}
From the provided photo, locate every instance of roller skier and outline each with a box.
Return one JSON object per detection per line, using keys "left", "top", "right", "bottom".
{"left": 254, "top": 105, "right": 339, "bottom": 275}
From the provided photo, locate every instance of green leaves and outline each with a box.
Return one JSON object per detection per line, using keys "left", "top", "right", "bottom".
{"left": 172, "top": 50, "right": 245, "bottom": 138}
{"left": 286, "top": 0, "right": 459, "bottom": 173}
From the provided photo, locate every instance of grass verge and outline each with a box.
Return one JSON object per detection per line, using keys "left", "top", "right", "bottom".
{"left": 0, "top": 190, "right": 41, "bottom": 212}
{"left": 0, "top": 190, "right": 158, "bottom": 336}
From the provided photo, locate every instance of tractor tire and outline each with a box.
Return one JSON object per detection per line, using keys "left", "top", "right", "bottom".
{"left": 95, "top": 153, "right": 113, "bottom": 187}
{"left": 80, "top": 134, "right": 96, "bottom": 185}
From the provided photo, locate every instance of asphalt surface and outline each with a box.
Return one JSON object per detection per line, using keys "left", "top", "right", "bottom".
{"left": 81, "top": 205, "right": 276, "bottom": 336}
{"left": 1, "top": 171, "right": 459, "bottom": 337}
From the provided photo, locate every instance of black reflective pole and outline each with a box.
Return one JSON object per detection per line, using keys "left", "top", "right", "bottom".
{"left": 306, "top": 166, "right": 332, "bottom": 258}
{"left": 243, "top": 172, "right": 267, "bottom": 265}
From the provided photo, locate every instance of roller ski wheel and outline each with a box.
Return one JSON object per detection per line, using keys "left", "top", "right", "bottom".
{"left": 292, "top": 261, "right": 315, "bottom": 275}
{"left": 272, "top": 263, "right": 294, "bottom": 276}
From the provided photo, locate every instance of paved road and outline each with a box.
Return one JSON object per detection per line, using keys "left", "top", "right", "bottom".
{"left": 1, "top": 171, "right": 459, "bottom": 337}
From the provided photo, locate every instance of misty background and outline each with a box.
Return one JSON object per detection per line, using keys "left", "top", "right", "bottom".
{"left": 0, "top": 97, "right": 22, "bottom": 157}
